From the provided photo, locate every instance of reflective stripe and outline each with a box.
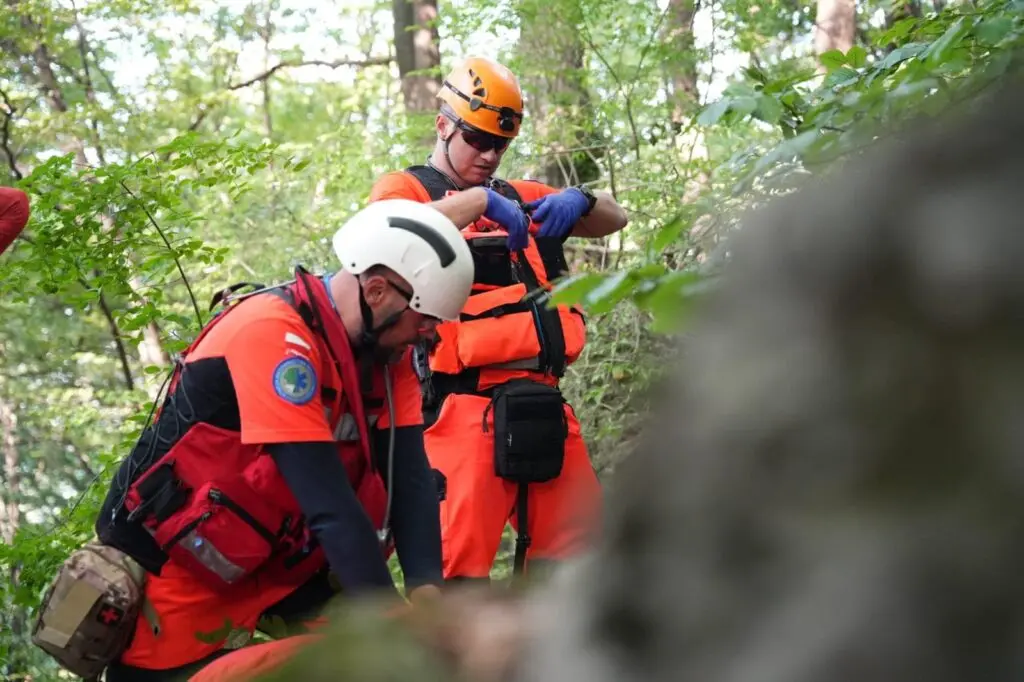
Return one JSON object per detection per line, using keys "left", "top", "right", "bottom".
{"left": 333, "top": 412, "right": 360, "bottom": 442}
{"left": 177, "top": 530, "right": 247, "bottom": 584}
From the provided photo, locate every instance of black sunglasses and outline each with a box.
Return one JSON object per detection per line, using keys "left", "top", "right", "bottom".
{"left": 386, "top": 279, "right": 441, "bottom": 323}
{"left": 458, "top": 124, "right": 511, "bottom": 153}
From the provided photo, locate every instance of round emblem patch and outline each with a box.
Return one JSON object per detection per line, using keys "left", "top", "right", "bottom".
{"left": 272, "top": 357, "right": 317, "bottom": 405}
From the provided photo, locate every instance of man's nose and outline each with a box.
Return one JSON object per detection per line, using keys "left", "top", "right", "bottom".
{"left": 479, "top": 147, "right": 499, "bottom": 163}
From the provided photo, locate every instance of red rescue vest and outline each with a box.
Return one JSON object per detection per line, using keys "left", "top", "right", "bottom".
{"left": 99, "top": 268, "right": 389, "bottom": 594}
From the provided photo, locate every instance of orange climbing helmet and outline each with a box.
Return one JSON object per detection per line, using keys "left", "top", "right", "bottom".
{"left": 438, "top": 56, "right": 524, "bottom": 138}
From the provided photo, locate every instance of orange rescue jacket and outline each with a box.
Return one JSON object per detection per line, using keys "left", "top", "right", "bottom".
{"left": 370, "top": 166, "right": 586, "bottom": 416}
{"left": 96, "top": 269, "right": 391, "bottom": 668}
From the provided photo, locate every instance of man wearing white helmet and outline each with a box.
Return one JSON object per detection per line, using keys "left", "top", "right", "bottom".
{"left": 87, "top": 200, "right": 473, "bottom": 681}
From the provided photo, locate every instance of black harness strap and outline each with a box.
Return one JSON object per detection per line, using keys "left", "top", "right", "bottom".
{"left": 513, "top": 484, "right": 530, "bottom": 576}
{"left": 513, "top": 248, "right": 567, "bottom": 378}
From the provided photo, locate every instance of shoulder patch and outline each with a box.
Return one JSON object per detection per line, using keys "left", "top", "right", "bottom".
{"left": 272, "top": 356, "right": 318, "bottom": 405}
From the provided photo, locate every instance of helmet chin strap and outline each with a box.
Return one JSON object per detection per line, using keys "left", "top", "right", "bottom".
{"left": 356, "top": 284, "right": 406, "bottom": 350}
{"left": 430, "top": 123, "right": 477, "bottom": 189}
{"left": 355, "top": 283, "right": 408, "bottom": 393}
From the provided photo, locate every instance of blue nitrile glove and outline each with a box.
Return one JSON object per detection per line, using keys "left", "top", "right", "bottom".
{"left": 483, "top": 188, "right": 530, "bottom": 251}
{"left": 525, "top": 188, "right": 591, "bottom": 240}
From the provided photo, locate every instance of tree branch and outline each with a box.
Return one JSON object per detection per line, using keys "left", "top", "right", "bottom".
{"left": 118, "top": 180, "right": 204, "bottom": 330}
{"left": 188, "top": 107, "right": 209, "bottom": 131}
{"left": 95, "top": 283, "right": 135, "bottom": 391}
{"left": 226, "top": 56, "right": 391, "bottom": 90}
{"left": 32, "top": 43, "right": 69, "bottom": 113}
{"left": 260, "top": 5, "right": 275, "bottom": 138}
{"left": 12, "top": 235, "right": 135, "bottom": 389}
{"left": 72, "top": 0, "right": 107, "bottom": 166}
{"left": 0, "top": 88, "right": 22, "bottom": 181}
{"left": 577, "top": 23, "right": 641, "bottom": 159}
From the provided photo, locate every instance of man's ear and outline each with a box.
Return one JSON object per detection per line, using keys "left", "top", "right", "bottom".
{"left": 436, "top": 114, "right": 454, "bottom": 141}
{"left": 359, "top": 274, "right": 390, "bottom": 308}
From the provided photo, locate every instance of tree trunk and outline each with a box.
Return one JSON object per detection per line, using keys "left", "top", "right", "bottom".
{"left": 0, "top": 393, "right": 25, "bottom": 680}
{"left": 140, "top": 318, "right": 172, "bottom": 367}
{"left": 517, "top": 0, "right": 594, "bottom": 188}
{"left": 0, "top": 396, "right": 19, "bottom": 545}
{"left": 15, "top": 16, "right": 171, "bottom": 370}
{"left": 814, "top": 0, "right": 857, "bottom": 71}
{"left": 392, "top": 0, "right": 441, "bottom": 114}
{"left": 130, "top": 275, "right": 172, "bottom": 368}
{"left": 663, "top": 0, "right": 711, "bottom": 265}
{"left": 883, "top": 0, "right": 921, "bottom": 52}
{"left": 260, "top": 3, "right": 275, "bottom": 138}
{"left": 666, "top": 0, "right": 699, "bottom": 126}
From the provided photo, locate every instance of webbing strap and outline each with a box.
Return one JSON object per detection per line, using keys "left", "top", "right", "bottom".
{"left": 514, "top": 249, "right": 566, "bottom": 377}
{"left": 513, "top": 484, "right": 530, "bottom": 576}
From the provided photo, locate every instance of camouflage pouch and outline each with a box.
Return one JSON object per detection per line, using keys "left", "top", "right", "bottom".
{"left": 31, "top": 541, "right": 158, "bottom": 680}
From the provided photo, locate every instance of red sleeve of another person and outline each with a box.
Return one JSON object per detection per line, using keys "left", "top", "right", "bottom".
{"left": 0, "top": 188, "right": 29, "bottom": 256}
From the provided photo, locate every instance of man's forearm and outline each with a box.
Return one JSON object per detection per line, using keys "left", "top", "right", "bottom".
{"left": 267, "top": 441, "right": 398, "bottom": 596}
{"left": 373, "top": 427, "right": 443, "bottom": 590}
{"left": 429, "top": 186, "right": 488, "bottom": 229}
{"left": 572, "top": 191, "right": 628, "bottom": 238}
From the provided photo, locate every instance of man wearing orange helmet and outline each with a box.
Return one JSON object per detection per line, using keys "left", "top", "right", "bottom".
{"left": 369, "top": 56, "right": 628, "bottom": 585}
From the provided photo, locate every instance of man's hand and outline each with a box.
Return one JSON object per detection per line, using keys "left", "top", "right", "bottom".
{"left": 408, "top": 584, "right": 442, "bottom": 606}
{"left": 483, "top": 188, "right": 530, "bottom": 251}
{"left": 526, "top": 187, "right": 591, "bottom": 240}
{"left": 381, "top": 585, "right": 441, "bottom": 622}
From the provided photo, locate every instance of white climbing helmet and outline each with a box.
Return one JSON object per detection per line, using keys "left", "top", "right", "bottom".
{"left": 332, "top": 199, "right": 474, "bottom": 321}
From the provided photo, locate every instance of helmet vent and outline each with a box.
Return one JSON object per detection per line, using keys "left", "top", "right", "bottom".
{"left": 387, "top": 216, "right": 457, "bottom": 268}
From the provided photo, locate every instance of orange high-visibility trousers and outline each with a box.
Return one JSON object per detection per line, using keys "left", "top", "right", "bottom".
{"left": 188, "top": 635, "right": 323, "bottom": 682}
{"left": 424, "top": 393, "right": 602, "bottom": 579}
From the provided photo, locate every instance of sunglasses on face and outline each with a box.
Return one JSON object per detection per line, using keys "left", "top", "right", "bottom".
{"left": 458, "top": 124, "right": 511, "bottom": 154}
{"left": 387, "top": 279, "right": 442, "bottom": 325}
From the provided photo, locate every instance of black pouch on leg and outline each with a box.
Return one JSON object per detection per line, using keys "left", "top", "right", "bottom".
{"left": 488, "top": 380, "right": 568, "bottom": 484}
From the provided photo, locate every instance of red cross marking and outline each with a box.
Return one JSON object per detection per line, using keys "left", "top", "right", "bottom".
{"left": 99, "top": 606, "right": 122, "bottom": 625}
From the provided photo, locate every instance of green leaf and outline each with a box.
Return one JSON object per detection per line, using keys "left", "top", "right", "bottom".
{"left": 697, "top": 97, "right": 731, "bottom": 126}
{"left": 763, "top": 68, "right": 817, "bottom": 95}
{"left": 846, "top": 45, "right": 868, "bottom": 68}
{"left": 823, "top": 66, "right": 860, "bottom": 90}
{"left": 584, "top": 270, "right": 633, "bottom": 315}
{"left": 195, "top": 618, "right": 235, "bottom": 644}
{"left": 818, "top": 49, "right": 847, "bottom": 71}
{"left": 549, "top": 272, "right": 606, "bottom": 307}
{"left": 737, "top": 129, "right": 821, "bottom": 193}
{"left": 882, "top": 42, "right": 929, "bottom": 72}
{"left": 876, "top": 17, "right": 918, "bottom": 47}
{"left": 730, "top": 96, "right": 759, "bottom": 119}
{"left": 976, "top": 16, "right": 1014, "bottom": 45}
{"left": 755, "top": 93, "right": 784, "bottom": 124}
{"left": 924, "top": 17, "right": 970, "bottom": 65}
{"left": 633, "top": 270, "right": 709, "bottom": 333}
{"left": 651, "top": 213, "right": 687, "bottom": 254}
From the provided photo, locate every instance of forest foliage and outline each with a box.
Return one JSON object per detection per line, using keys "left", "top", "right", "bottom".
{"left": 1, "top": 0, "right": 1022, "bottom": 675}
